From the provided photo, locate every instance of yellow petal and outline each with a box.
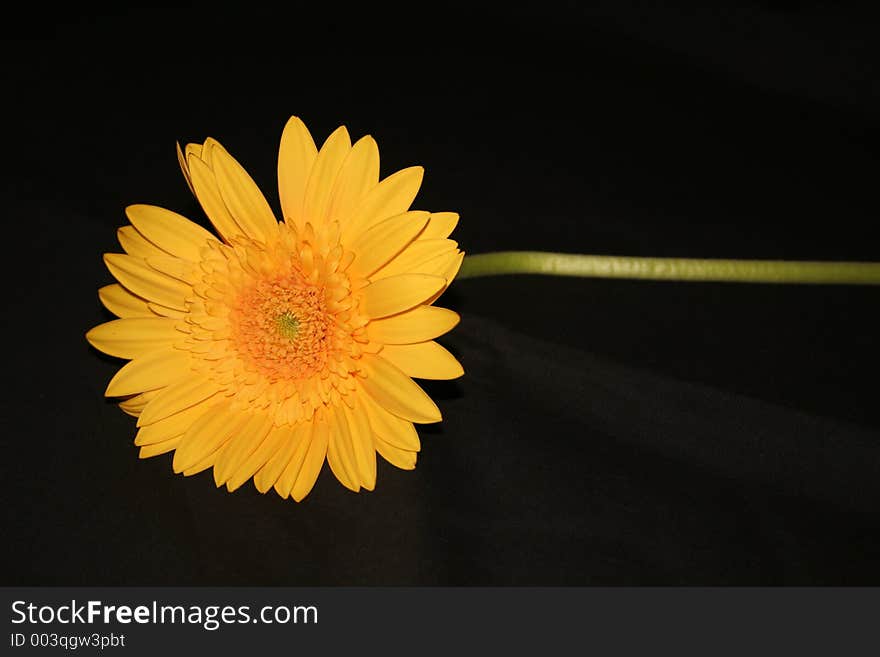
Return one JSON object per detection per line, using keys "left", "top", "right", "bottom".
{"left": 176, "top": 142, "right": 196, "bottom": 195}
{"left": 210, "top": 144, "right": 278, "bottom": 242}
{"left": 187, "top": 151, "right": 242, "bottom": 241}
{"left": 361, "top": 393, "right": 421, "bottom": 451}
{"left": 105, "top": 347, "right": 192, "bottom": 396}
{"left": 173, "top": 404, "right": 243, "bottom": 473}
{"left": 213, "top": 412, "right": 275, "bottom": 487}
{"left": 117, "top": 225, "right": 165, "bottom": 258}
{"left": 278, "top": 116, "right": 318, "bottom": 228}
{"left": 182, "top": 451, "right": 224, "bottom": 476}
{"left": 380, "top": 341, "right": 464, "bottom": 380}
{"left": 359, "top": 355, "right": 441, "bottom": 423}
{"left": 271, "top": 422, "right": 313, "bottom": 498}
{"left": 342, "top": 401, "right": 376, "bottom": 491}
{"left": 125, "top": 204, "right": 216, "bottom": 261}
{"left": 134, "top": 396, "right": 217, "bottom": 446}
{"left": 98, "top": 284, "right": 152, "bottom": 318}
{"left": 119, "top": 389, "right": 159, "bottom": 417}
{"left": 226, "top": 425, "right": 288, "bottom": 492}
{"left": 361, "top": 274, "right": 445, "bottom": 319}
{"left": 343, "top": 166, "right": 423, "bottom": 241}
{"left": 185, "top": 142, "right": 203, "bottom": 160}
{"left": 146, "top": 256, "right": 196, "bottom": 284}
{"left": 372, "top": 238, "right": 457, "bottom": 280}
{"left": 327, "top": 404, "right": 360, "bottom": 492}
{"left": 253, "top": 425, "right": 302, "bottom": 493}
{"left": 375, "top": 435, "right": 417, "bottom": 470}
{"left": 139, "top": 436, "right": 181, "bottom": 459}
{"left": 423, "top": 251, "right": 465, "bottom": 307}
{"left": 367, "top": 305, "right": 460, "bottom": 344}
{"left": 418, "top": 249, "right": 463, "bottom": 278}
{"left": 443, "top": 250, "right": 465, "bottom": 283}
{"left": 148, "top": 302, "right": 186, "bottom": 319}
{"left": 138, "top": 376, "right": 222, "bottom": 426}
{"left": 291, "top": 419, "right": 329, "bottom": 502}
{"left": 301, "top": 126, "right": 351, "bottom": 227}
{"left": 349, "top": 211, "right": 429, "bottom": 277}
{"left": 103, "top": 253, "right": 191, "bottom": 311}
{"left": 86, "top": 317, "right": 182, "bottom": 359}
{"left": 199, "top": 138, "right": 219, "bottom": 166}
{"left": 326, "top": 135, "right": 380, "bottom": 227}
{"left": 420, "top": 212, "right": 459, "bottom": 240}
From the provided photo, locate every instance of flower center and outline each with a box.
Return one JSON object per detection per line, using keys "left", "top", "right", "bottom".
{"left": 182, "top": 222, "right": 373, "bottom": 426}
{"left": 276, "top": 311, "right": 300, "bottom": 340}
{"left": 229, "top": 274, "right": 330, "bottom": 381}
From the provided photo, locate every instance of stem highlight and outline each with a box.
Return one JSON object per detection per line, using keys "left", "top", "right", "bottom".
{"left": 457, "top": 252, "right": 880, "bottom": 285}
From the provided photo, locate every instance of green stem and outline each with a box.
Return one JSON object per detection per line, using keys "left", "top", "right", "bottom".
{"left": 457, "top": 251, "right": 880, "bottom": 285}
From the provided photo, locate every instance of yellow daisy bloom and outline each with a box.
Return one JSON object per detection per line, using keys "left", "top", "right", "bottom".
{"left": 86, "top": 117, "right": 464, "bottom": 501}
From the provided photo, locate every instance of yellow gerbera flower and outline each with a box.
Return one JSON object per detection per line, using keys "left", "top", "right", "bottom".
{"left": 86, "top": 117, "right": 464, "bottom": 501}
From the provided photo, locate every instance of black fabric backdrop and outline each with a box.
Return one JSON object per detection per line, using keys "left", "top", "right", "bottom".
{"left": 3, "top": 2, "right": 880, "bottom": 584}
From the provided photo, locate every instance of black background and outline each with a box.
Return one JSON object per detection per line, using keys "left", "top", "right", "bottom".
{"left": 3, "top": 2, "right": 880, "bottom": 584}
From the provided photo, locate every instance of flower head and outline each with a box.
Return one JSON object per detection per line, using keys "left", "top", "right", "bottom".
{"left": 87, "top": 117, "right": 463, "bottom": 500}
